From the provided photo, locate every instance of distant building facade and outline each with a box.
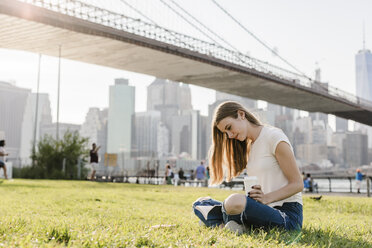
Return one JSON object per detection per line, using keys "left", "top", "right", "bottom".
{"left": 107, "top": 78, "right": 135, "bottom": 155}
{"left": 41, "top": 123, "right": 81, "bottom": 139}
{"left": 343, "top": 132, "right": 368, "bottom": 168}
{"left": 296, "top": 143, "right": 328, "bottom": 165}
{"left": 355, "top": 48, "right": 372, "bottom": 101}
{"left": 335, "top": 117, "right": 348, "bottom": 132}
{"left": 0, "top": 81, "right": 31, "bottom": 166}
{"left": 133, "top": 111, "right": 161, "bottom": 158}
{"left": 146, "top": 78, "right": 193, "bottom": 155}
{"left": 23, "top": 93, "right": 53, "bottom": 163}
{"left": 171, "top": 110, "right": 205, "bottom": 160}
{"left": 80, "top": 107, "right": 107, "bottom": 145}
{"left": 157, "top": 122, "right": 169, "bottom": 158}
{"left": 331, "top": 132, "right": 347, "bottom": 166}
{"left": 355, "top": 47, "right": 372, "bottom": 148}
{"left": 80, "top": 107, "right": 108, "bottom": 165}
{"left": 267, "top": 103, "right": 295, "bottom": 143}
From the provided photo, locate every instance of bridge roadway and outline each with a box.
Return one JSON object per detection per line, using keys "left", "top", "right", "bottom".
{"left": 1, "top": 0, "right": 372, "bottom": 126}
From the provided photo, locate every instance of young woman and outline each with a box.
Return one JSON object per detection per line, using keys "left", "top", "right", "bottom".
{"left": 193, "top": 101, "right": 303, "bottom": 232}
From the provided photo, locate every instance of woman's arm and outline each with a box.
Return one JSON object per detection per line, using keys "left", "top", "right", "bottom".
{"left": 249, "top": 141, "right": 304, "bottom": 205}
{"left": 94, "top": 146, "right": 101, "bottom": 153}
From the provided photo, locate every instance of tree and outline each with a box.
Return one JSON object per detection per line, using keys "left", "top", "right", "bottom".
{"left": 24, "top": 130, "right": 90, "bottom": 179}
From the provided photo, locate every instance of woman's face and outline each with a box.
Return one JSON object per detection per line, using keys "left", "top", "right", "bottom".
{"left": 216, "top": 112, "right": 248, "bottom": 141}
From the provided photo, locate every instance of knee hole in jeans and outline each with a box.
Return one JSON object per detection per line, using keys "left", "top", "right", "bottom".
{"left": 224, "top": 193, "right": 246, "bottom": 215}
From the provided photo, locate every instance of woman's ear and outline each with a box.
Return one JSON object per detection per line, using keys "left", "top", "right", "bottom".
{"left": 238, "top": 110, "right": 245, "bottom": 120}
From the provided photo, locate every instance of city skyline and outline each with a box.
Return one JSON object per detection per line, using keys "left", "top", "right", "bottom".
{"left": 1, "top": 76, "right": 371, "bottom": 168}
{"left": 0, "top": 0, "right": 371, "bottom": 126}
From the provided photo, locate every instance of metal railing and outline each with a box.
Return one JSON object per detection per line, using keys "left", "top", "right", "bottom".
{"left": 17, "top": 0, "right": 372, "bottom": 110}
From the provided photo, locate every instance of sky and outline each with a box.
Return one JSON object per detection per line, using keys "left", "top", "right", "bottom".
{"left": 0, "top": 0, "right": 371, "bottom": 125}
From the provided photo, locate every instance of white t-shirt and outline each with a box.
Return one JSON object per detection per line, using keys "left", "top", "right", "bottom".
{"left": 167, "top": 168, "right": 173, "bottom": 177}
{"left": 0, "top": 147, "right": 6, "bottom": 162}
{"left": 246, "top": 125, "right": 302, "bottom": 207}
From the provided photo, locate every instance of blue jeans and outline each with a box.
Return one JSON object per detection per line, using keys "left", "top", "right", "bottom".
{"left": 193, "top": 196, "right": 302, "bottom": 231}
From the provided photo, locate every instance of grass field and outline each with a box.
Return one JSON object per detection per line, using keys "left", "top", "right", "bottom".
{"left": 0, "top": 179, "right": 371, "bottom": 247}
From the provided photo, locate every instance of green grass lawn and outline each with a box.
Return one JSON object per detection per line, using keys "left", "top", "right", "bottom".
{"left": 0, "top": 179, "right": 371, "bottom": 247}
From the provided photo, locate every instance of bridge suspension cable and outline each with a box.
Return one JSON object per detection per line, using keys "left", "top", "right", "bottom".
{"left": 211, "top": 0, "right": 310, "bottom": 79}
{"left": 118, "top": 0, "right": 197, "bottom": 52}
{"left": 167, "top": 0, "right": 244, "bottom": 57}
{"left": 119, "top": 0, "right": 157, "bottom": 24}
{"left": 159, "top": 0, "right": 264, "bottom": 70}
{"left": 159, "top": 0, "right": 220, "bottom": 45}
{"left": 118, "top": 0, "right": 260, "bottom": 70}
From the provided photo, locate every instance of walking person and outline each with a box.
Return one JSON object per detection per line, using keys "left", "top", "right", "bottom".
{"left": 193, "top": 101, "right": 303, "bottom": 232}
{"left": 0, "top": 140, "right": 9, "bottom": 179}
{"left": 355, "top": 169, "right": 363, "bottom": 194}
{"left": 89, "top": 143, "right": 100, "bottom": 181}
{"left": 165, "top": 164, "right": 173, "bottom": 185}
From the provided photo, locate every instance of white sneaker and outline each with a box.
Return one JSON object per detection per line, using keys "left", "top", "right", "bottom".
{"left": 224, "top": 221, "right": 246, "bottom": 235}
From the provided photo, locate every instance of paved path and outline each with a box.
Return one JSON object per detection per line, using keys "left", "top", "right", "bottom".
{"left": 304, "top": 192, "right": 371, "bottom": 198}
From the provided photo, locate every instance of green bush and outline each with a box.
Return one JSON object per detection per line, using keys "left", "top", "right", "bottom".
{"left": 13, "top": 166, "right": 45, "bottom": 179}
{"left": 14, "top": 131, "right": 89, "bottom": 179}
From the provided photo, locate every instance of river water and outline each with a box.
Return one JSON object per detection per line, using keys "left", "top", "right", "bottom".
{"left": 314, "top": 178, "right": 370, "bottom": 193}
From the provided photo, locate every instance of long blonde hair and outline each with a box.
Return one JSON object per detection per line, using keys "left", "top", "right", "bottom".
{"left": 209, "top": 101, "right": 261, "bottom": 184}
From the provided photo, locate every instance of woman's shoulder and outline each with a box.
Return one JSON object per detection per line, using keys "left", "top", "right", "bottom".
{"left": 263, "top": 125, "right": 284, "bottom": 135}
{"left": 262, "top": 125, "right": 289, "bottom": 144}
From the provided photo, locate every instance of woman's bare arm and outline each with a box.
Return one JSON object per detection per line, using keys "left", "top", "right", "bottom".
{"left": 249, "top": 141, "right": 303, "bottom": 204}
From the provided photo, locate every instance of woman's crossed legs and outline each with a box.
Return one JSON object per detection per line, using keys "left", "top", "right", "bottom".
{"left": 193, "top": 193, "right": 302, "bottom": 231}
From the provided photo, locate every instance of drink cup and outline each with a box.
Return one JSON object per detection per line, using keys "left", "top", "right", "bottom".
{"left": 244, "top": 176, "right": 258, "bottom": 195}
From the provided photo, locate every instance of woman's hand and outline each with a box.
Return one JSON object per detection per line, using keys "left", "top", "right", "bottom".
{"left": 248, "top": 185, "right": 268, "bottom": 205}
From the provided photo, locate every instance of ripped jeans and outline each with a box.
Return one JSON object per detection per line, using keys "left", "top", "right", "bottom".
{"left": 193, "top": 196, "right": 302, "bottom": 231}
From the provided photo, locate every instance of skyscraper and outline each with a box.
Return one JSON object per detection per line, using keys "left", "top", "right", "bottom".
{"left": 0, "top": 81, "right": 31, "bottom": 166}
{"left": 157, "top": 122, "right": 169, "bottom": 158}
{"left": 40, "top": 123, "right": 81, "bottom": 139}
{"left": 147, "top": 78, "right": 193, "bottom": 154}
{"left": 171, "top": 110, "right": 204, "bottom": 160}
{"left": 133, "top": 111, "right": 161, "bottom": 158}
{"left": 147, "top": 79, "right": 192, "bottom": 113}
{"left": 80, "top": 107, "right": 108, "bottom": 164}
{"left": 107, "top": 78, "right": 135, "bottom": 155}
{"left": 20, "top": 93, "right": 53, "bottom": 165}
{"left": 80, "top": 107, "right": 107, "bottom": 145}
{"left": 179, "top": 83, "right": 193, "bottom": 111}
{"left": 31, "top": 93, "right": 53, "bottom": 145}
{"left": 355, "top": 48, "right": 372, "bottom": 101}
{"left": 267, "top": 103, "right": 295, "bottom": 143}
{"left": 0, "top": 86, "right": 52, "bottom": 166}
{"left": 355, "top": 40, "right": 372, "bottom": 148}
{"left": 343, "top": 132, "right": 368, "bottom": 168}
{"left": 335, "top": 117, "right": 348, "bottom": 132}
